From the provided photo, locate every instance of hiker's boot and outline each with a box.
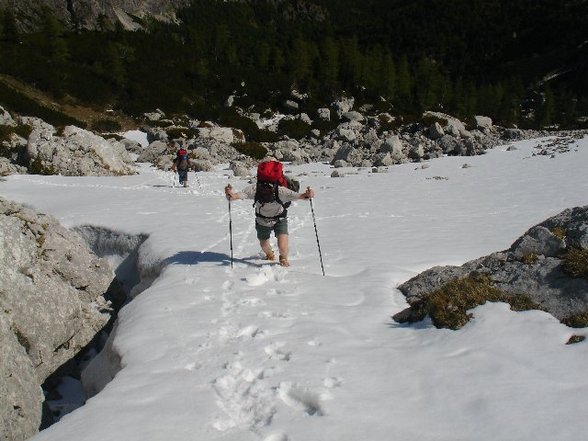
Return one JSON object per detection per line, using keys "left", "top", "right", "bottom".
{"left": 265, "top": 250, "right": 276, "bottom": 261}
{"left": 279, "top": 255, "right": 290, "bottom": 267}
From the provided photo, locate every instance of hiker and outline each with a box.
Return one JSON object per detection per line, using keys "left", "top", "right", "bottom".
{"left": 224, "top": 160, "right": 315, "bottom": 267}
{"left": 171, "top": 148, "right": 191, "bottom": 187}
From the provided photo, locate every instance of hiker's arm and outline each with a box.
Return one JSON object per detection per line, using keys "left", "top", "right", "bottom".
{"left": 298, "top": 187, "right": 314, "bottom": 200}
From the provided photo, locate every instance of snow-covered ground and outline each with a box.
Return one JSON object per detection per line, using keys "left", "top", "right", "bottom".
{"left": 2, "top": 136, "right": 588, "bottom": 441}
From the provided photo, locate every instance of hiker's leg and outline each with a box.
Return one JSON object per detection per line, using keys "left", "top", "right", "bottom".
{"left": 277, "top": 234, "right": 289, "bottom": 260}
{"left": 256, "top": 222, "right": 274, "bottom": 259}
{"left": 259, "top": 239, "right": 273, "bottom": 256}
{"left": 274, "top": 219, "right": 289, "bottom": 266}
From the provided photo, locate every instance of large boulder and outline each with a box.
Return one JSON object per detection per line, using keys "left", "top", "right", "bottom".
{"left": 394, "top": 206, "right": 588, "bottom": 323}
{"left": 0, "top": 198, "right": 113, "bottom": 440}
{"left": 23, "top": 119, "right": 137, "bottom": 176}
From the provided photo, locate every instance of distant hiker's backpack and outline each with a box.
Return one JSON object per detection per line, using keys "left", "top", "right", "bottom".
{"left": 254, "top": 161, "right": 300, "bottom": 216}
{"left": 176, "top": 148, "right": 189, "bottom": 171}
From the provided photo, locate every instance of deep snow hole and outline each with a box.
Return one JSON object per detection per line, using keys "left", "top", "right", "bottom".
{"left": 41, "top": 226, "right": 149, "bottom": 428}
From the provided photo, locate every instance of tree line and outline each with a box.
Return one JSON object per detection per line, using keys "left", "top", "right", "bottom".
{"left": 0, "top": 0, "right": 586, "bottom": 130}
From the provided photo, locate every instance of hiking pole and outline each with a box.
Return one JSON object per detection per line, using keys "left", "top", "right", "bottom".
{"left": 308, "top": 188, "right": 325, "bottom": 276}
{"left": 228, "top": 197, "right": 234, "bottom": 269}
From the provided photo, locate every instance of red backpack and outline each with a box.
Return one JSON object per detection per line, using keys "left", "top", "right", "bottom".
{"left": 254, "top": 161, "right": 292, "bottom": 213}
{"left": 256, "top": 160, "right": 288, "bottom": 187}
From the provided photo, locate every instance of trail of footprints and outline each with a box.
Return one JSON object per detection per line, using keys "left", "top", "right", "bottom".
{"left": 208, "top": 268, "right": 343, "bottom": 439}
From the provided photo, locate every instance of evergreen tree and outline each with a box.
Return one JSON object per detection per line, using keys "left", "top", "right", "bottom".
{"left": 319, "top": 36, "right": 339, "bottom": 89}
{"left": 381, "top": 51, "right": 396, "bottom": 100}
{"left": 395, "top": 54, "right": 412, "bottom": 107}
{"left": 40, "top": 7, "right": 69, "bottom": 62}
{"left": 1, "top": 9, "right": 19, "bottom": 43}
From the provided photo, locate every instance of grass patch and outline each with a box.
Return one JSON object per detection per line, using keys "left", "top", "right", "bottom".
{"left": 91, "top": 118, "right": 122, "bottom": 133}
{"left": 0, "top": 81, "right": 85, "bottom": 128}
{"left": 231, "top": 141, "right": 268, "bottom": 160}
{"left": 562, "top": 247, "right": 588, "bottom": 279}
{"left": 403, "top": 274, "right": 541, "bottom": 330}
{"left": 29, "top": 157, "right": 56, "bottom": 175}
{"left": 566, "top": 335, "right": 586, "bottom": 344}
{"left": 277, "top": 118, "right": 312, "bottom": 139}
{"left": 520, "top": 252, "right": 538, "bottom": 264}
{"left": 311, "top": 118, "right": 339, "bottom": 136}
{"left": 550, "top": 226, "right": 566, "bottom": 240}
{"left": 562, "top": 310, "right": 588, "bottom": 328}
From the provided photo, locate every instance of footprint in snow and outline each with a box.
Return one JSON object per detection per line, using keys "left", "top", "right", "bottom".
{"left": 263, "top": 433, "right": 290, "bottom": 441}
{"left": 264, "top": 342, "right": 291, "bottom": 361}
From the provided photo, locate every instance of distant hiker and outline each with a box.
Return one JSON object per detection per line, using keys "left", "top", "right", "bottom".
{"left": 171, "top": 148, "right": 191, "bottom": 187}
{"left": 224, "top": 160, "right": 315, "bottom": 267}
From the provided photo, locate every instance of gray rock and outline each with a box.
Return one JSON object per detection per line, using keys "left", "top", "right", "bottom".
{"left": 331, "top": 97, "right": 355, "bottom": 117}
{"left": 0, "top": 313, "right": 41, "bottom": 441}
{"left": 511, "top": 226, "right": 566, "bottom": 259}
{"left": 317, "top": 108, "right": 331, "bottom": 121}
{"left": 0, "top": 198, "right": 113, "bottom": 439}
{"left": 0, "top": 105, "right": 16, "bottom": 126}
{"left": 230, "top": 161, "right": 249, "bottom": 177}
{"left": 0, "top": 0, "right": 191, "bottom": 32}
{"left": 137, "top": 140, "right": 169, "bottom": 164}
{"left": 22, "top": 121, "right": 136, "bottom": 176}
{"left": 395, "top": 206, "right": 588, "bottom": 323}
{"left": 341, "top": 111, "right": 364, "bottom": 123}
{"left": 284, "top": 100, "right": 299, "bottom": 111}
{"left": 473, "top": 115, "right": 493, "bottom": 132}
{"left": 428, "top": 122, "right": 445, "bottom": 140}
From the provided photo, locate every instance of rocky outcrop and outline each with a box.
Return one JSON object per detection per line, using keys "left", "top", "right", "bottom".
{"left": 0, "top": 198, "right": 114, "bottom": 441}
{"left": 0, "top": 0, "right": 190, "bottom": 31}
{"left": 394, "top": 206, "right": 588, "bottom": 325}
{"left": 22, "top": 118, "right": 137, "bottom": 176}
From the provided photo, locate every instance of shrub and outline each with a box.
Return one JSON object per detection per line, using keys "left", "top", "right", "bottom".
{"left": 0, "top": 82, "right": 85, "bottom": 128}
{"left": 566, "top": 335, "right": 586, "bottom": 345}
{"left": 278, "top": 118, "right": 312, "bottom": 139}
{"left": 91, "top": 119, "right": 122, "bottom": 133}
{"left": 407, "top": 274, "right": 540, "bottom": 330}
{"left": 231, "top": 141, "right": 268, "bottom": 160}
{"left": 311, "top": 118, "right": 339, "bottom": 136}
{"left": 520, "top": 253, "right": 538, "bottom": 264}
{"left": 562, "top": 247, "right": 588, "bottom": 279}
{"left": 29, "top": 157, "right": 56, "bottom": 175}
{"left": 562, "top": 310, "right": 588, "bottom": 328}
{"left": 550, "top": 226, "right": 566, "bottom": 240}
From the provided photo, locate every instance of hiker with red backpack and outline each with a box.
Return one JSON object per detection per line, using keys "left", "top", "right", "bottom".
{"left": 171, "top": 148, "right": 191, "bottom": 187}
{"left": 224, "top": 160, "right": 315, "bottom": 267}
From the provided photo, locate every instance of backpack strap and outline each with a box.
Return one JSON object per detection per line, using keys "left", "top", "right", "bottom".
{"left": 254, "top": 182, "right": 288, "bottom": 220}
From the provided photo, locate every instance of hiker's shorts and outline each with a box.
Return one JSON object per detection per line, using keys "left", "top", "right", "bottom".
{"left": 177, "top": 169, "right": 188, "bottom": 184}
{"left": 255, "top": 218, "right": 288, "bottom": 240}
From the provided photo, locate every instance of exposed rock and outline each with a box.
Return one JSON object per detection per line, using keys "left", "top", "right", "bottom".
{"left": 342, "top": 111, "right": 364, "bottom": 123}
{"left": 0, "top": 157, "right": 27, "bottom": 176}
{"left": 473, "top": 115, "right": 493, "bottom": 132}
{"left": 331, "top": 97, "right": 355, "bottom": 117}
{"left": 22, "top": 119, "right": 136, "bottom": 176}
{"left": 394, "top": 206, "right": 588, "bottom": 324}
{"left": 0, "top": 105, "right": 16, "bottom": 126}
{"left": 284, "top": 100, "right": 299, "bottom": 111}
{"left": 423, "top": 111, "right": 471, "bottom": 138}
{"left": 229, "top": 161, "right": 249, "bottom": 177}
{"left": 317, "top": 108, "right": 331, "bottom": 120}
{"left": 0, "top": 0, "right": 191, "bottom": 32}
{"left": 428, "top": 122, "right": 445, "bottom": 140}
{"left": 137, "top": 140, "right": 170, "bottom": 165}
{"left": 0, "top": 198, "right": 113, "bottom": 440}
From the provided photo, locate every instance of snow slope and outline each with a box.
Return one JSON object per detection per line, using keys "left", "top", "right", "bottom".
{"left": 2, "top": 135, "right": 588, "bottom": 441}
